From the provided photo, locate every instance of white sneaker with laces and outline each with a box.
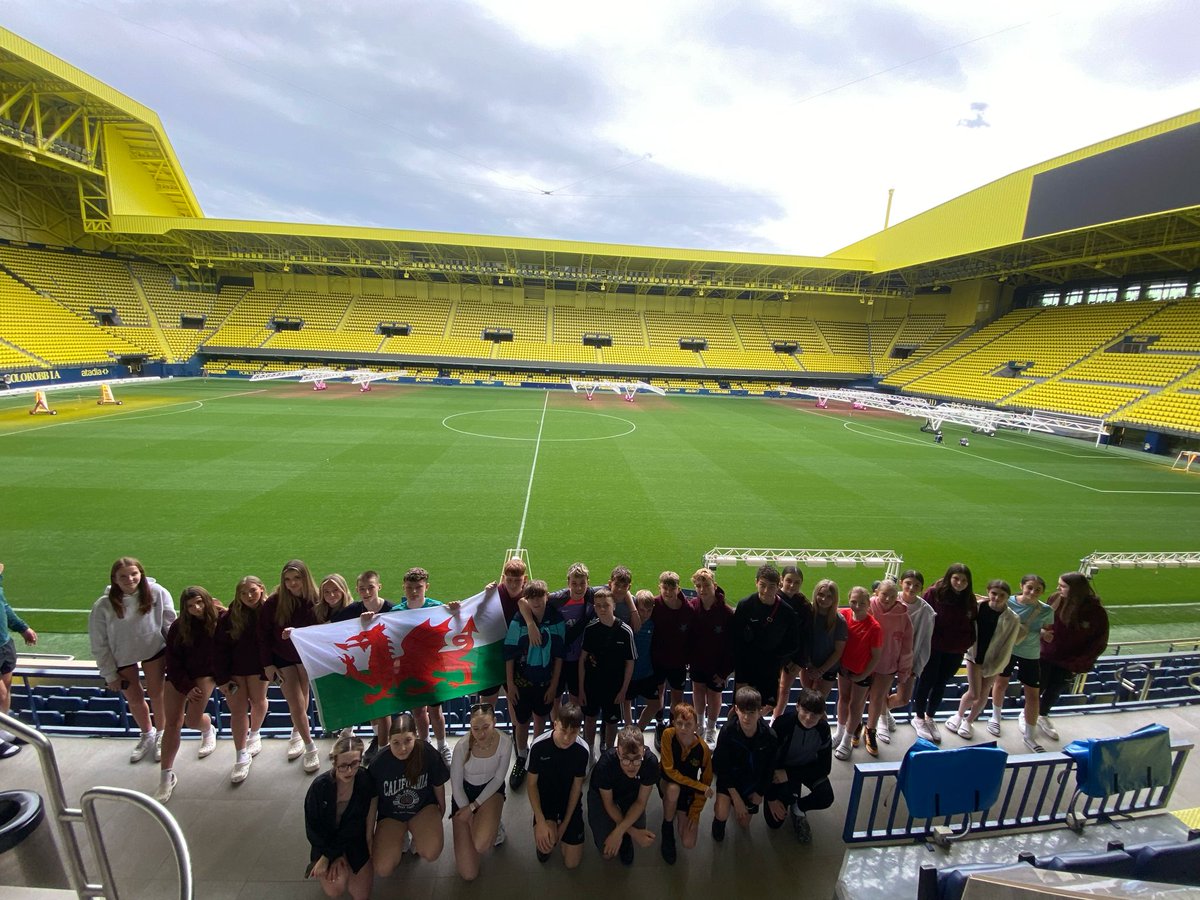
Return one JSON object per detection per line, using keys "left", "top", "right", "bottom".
{"left": 1037, "top": 717, "right": 1059, "bottom": 741}
{"left": 913, "top": 717, "right": 932, "bottom": 741}
{"left": 130, "top": 730, "right": 157, "bottom": 764}
{"left": 287, "top": 733, "right": 305, "bottom": 761}
{"left": 198, "top": 727, "right": 217, "bottom": 758}
{"left": 925, "top": 716, "right": 942, "bottom": 744}
{"left": 153, "top": 772, "right": 177, "bottom": 803}
{"left": 302, "top": 746, "right": 320, "bottom": 773}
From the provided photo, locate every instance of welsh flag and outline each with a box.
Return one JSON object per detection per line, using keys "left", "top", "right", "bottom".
{"left": 290, "top": 590, "right": 506, "bottom": 731}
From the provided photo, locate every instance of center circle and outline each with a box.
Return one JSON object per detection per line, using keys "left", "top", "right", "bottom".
{"left": 441, "top": 408, "right": 637, "bottom": 442}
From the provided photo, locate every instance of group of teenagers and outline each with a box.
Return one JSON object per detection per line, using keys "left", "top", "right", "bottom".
{"left": 71, "top": 553, "right": 1109, "bottom": 898}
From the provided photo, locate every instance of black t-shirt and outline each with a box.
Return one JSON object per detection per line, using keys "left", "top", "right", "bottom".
{"left": 581, "top": 619, "right": 635, "bottom": 689}
{"left": 588, "top": 746, "right": 660, "bottom": 811}
{"left": 369, "top": 742, "right": 449, "bottom": 820}
{"left": 333, "top": 600, "right": 395, "bottom": 623}
{"left": 527, "top": 730, "right": 590, "bottom": 815}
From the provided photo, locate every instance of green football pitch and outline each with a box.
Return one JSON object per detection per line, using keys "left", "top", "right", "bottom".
{"left": 2, "top": 377, "right": 1198, "bottom": 651}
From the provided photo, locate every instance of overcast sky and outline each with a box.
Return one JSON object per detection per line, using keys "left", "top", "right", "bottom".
{"left": 5, "top": 0, "right": 1199, "bottom": 255}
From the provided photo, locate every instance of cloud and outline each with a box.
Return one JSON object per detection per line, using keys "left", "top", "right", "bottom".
{"left": 958, "top": 101, "right": 990, "bottom": 128}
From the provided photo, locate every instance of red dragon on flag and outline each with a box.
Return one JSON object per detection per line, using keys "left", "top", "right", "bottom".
{"left": 334, "top": 616, "right": 478, "bottom": 703}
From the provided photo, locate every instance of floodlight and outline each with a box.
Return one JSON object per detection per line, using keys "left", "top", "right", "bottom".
{"left": 1089, "top": 559, "right": 1113, "bottom": 570}
{"left": 713, "top": 556, "right": 738, "bottom": 567}
{"left": 745, "top": 556, "right": 769, "bottom": 566}
{"left": 834, "top": 558, "right": 857, "bottom": 568}
{"left": 1115, "top": 560, "right": 1136, "bottom": 569}
{"left": 864, "top": 557, "right": 888, "bottom": 567}
{"left": 1160, "top": 560, "right": 1180, "bottom": 568}
{"left": 776, "top": 557, "right": 799, "bottom": 567}
{"left": 805, "top": 557, "right": 828, "bottom": 568}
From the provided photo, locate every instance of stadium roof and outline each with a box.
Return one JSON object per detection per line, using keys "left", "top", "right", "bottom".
{"left": 0, "top": 25, "right": 1197, "bottom": 300}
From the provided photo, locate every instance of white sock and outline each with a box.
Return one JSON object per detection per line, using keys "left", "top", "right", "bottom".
{"left": 249, "top": 729, "right": 260, "bottom": 739}
{"left": 236, "top": 750, "right": 251, "bottom": 764}
{"left": 304, "top": 740, "right": 316, "bottom": 752}
{"left": 160, "top": 768, "right": 173, "bottom": 783}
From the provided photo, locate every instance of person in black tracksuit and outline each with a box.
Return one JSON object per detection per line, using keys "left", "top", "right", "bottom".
{"left": 710, "top": 686, "right": 778, "bottom": 841}
{"left": 767, "top": 688, "right": 833, "bottom": 843}
{"left": 732, "top": 565, "right": 799, "bottom": 710}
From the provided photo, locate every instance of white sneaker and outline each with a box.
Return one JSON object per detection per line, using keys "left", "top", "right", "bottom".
{"left": 834, "top": 732, "right": 853, "bottom": 761}
{"left": 1037, "top": 717, "right": 1059, "bottom": 741}
{"left": 231, "top": 756, "right": 252, "bottom": 784}
{"left": 925, "top": 717, "right": 942, "bottom": 744}
{"left": 957, "top": 719, "right": 974, "bottom": 740}
{"left": 154, "top": 731, "right": 163, "bottom": 762}
{"left": 913, "top": 717, "right": 932, "bottom": 741}
{"left": 153, "top": 772, "right": 177, "bottom": 803}
{"left": 703, "top": 726, "right": 717, "bottom": 746}
{"left": 287, "top": 733, "right": 305, "bottom": 761}
{"left": 198, "top": 727, "right": 217, "bottom": 759}
{"left": 302, "top": 746, "right": 320, "bottom": 773}
{"left": 945, "top": 714, "right": 963, "bottom": 734}
{"left": 877, "top": 718, "right": 891, "bottom": 745}
{"left": 494, "top": 822, "right": 506, "bottom": 847}
{"left": 883, "top": 709, "right": 897, "bottom": 732}
{"left": 439, "top": 744, "right": 452, "bottom": 767}
{"left": 130, "top": 730, "right": 157, "bottom": 764}
{"left": 247, "top": 732, "right": 262, "bottom": 757}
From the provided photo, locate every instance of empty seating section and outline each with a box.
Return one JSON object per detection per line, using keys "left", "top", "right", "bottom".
{"left": 1115, "top": 392, "right": 1200, "bottom": 434}
{"left": 0, "top": 245, "right": 146, "bottom": 326}
{"left": 130, "top": 262, "right": 248, "bottom": 362}
{"left": 207, "top": 289, "right": 280, "bottom": 347}
{"left": 552, "top": 306, "right": 645, "bottom": 346}
{"left": 1003, "top": 381, "right": 1147, "bottom": 417}
{"left": 643, "top": 311, "right": 742, "bottom": 350}
{"left": 702, "top": 349, "right": 802, "bottom": 370}
{"left": 448, "top": 302, "right": 547, "bottom": 341}
{"left": 1064, "top": 353, "right": 1200, "bottom": 386}
{"left": 496, "top": 340, "right": 597, "bottom": 363}
{"left": 600, "top": 345, "right": 701, "bottom": 367}
{"left": 0, "top": 272, "right": 147, "bottom": 365}
{"left": 1136, "top": 298, "right": 1200, "bottom": 351}
{"left": 0, "top": 340, "right": 38, "bottom": 369}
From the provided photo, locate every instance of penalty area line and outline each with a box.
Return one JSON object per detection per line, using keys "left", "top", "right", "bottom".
{"left": 515, "top": 390, "right": 549, "bottom": 550}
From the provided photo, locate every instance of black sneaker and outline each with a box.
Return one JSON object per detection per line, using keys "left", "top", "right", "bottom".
{"left": 536, "top": 848, "right": 551, "bottom": 864}
{"left": 508, "top": 756, "right": 527, "bottom": 790}
{"left": 711, "top": 818, "right": 727, "bottom": 842}
{"left": 618, "top": 835, "right": 634, "bottom": 866}
{"left": 660, "top": 830, "right": 677, "bottom": 865}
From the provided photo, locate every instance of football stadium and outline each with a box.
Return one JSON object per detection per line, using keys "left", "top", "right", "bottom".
{"left": 0, "top": 18, "right": 1199, "bottom": 900}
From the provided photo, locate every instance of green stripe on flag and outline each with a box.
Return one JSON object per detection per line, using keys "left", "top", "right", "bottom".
{"left": 311, "top": 643, "right": 505, "bottom": 730}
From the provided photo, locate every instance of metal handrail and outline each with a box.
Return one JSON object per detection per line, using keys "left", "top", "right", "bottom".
{"left": 0, "top": 711, "right": 192, "bottom": 899}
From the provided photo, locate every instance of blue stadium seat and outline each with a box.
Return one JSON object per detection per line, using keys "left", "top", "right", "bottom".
{"left": 64, "top": 686, "right": 104, "bottom": 699}
{"left": 44, "top": 695, "right": 84, "bottom": 715}
{"left": 85, "top": 696, "right": 124, "bottom": 714}
{"left": 1132, "top": 839, "right": 1200, "bottom": 886}
{"left": 1032, "top": 849, "right": 1136, "bottom": 878}
{"left": 71, "top": 710, "right": 122, "bottom": 731}
{"left": 30, "top": 711, "right": 64, "bottom": 727}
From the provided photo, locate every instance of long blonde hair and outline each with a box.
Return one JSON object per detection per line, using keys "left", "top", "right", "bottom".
{"left": 273, "top": 559, "right": 318, "bottom": 626}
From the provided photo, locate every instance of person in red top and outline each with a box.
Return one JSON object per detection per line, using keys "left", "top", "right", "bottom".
{"left": 833, "top": 587, "right": 882, "bottom": 762}
{"left": 157, "top": 585, "right": 222, "bottom": 803}
{"left": 687, "top": 568, "right": 733, "bottom": 746}
{"left": 649, "top": 572, "right": 694, "bottom": 730}
{"left": 1037, "top": 572, "right": 1109, "bottom": 742}
{"left": 216, "top": 575, "right": 269, "bottom": 784}
{"left": 257, "top": 559, "right": 321, "bottom": 773}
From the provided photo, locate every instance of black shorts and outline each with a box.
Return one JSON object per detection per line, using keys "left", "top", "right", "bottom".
{"left": 656, "top": 666, "right": 688, "bottom": 692}
{"left": 840, "top": 671, "right": 872, "bottom": 689}
{"left": 581, "top": 696, "right": 622, "bottom": 724}
{"left": 270, "top": 652, "right": 298, "bottom": 671}
{"left": 0, "top": 638, "right": 15, "bottom": 676}
{"left": 1002, "top": 655, "right": 1041, "bottom": 688}
{"left": 628, "top": 673, "right": 662, "bottom": 700}
{"left": 449, "top": 779, "right": 506, "bottom": 816}
{"left": 118, "top": 644, "right": 167, "bottom": 672}
{"left": 559, "top": 663, "right": 581, "bottom": 699}
{"left": 735, "top": 677, "right": 778, "bottom": 710}
{"left": 534, "top": 804, "right": 585, "bottom": 846}
{"left": 689, "top": 670, "right": 730, "bottom": 693}
{"left": 514, "top": 683, "right": 553, "bottom": 724}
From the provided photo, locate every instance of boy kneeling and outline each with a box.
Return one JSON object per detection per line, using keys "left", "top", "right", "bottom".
{"left": 711, "top": 687, "right": 778, "bottom": 841}
{"left": 587, "top": 726, "right": 659, "bottom": 865}
{"left": 526, "top": 702, "right": 590, "bottom": 868}
{"left": 767, "top": 688, "right": 834, "bottom": 843}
